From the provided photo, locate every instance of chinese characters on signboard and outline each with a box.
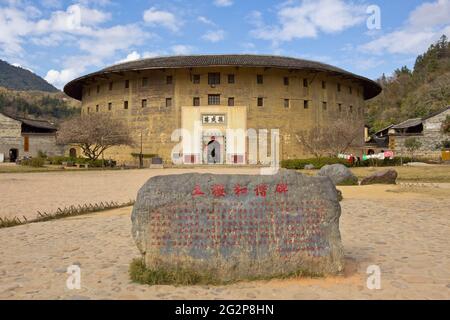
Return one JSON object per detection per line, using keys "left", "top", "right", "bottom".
{"left": 202, "top": 114, "right": 226, "bottom": 124}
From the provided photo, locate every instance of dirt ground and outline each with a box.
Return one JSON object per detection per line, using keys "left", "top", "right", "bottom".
{"left": 0, "top": 168, "right": 449, "bottom": 300}
{"left": 0, "top": 168, "right": 261, "bottom": 220}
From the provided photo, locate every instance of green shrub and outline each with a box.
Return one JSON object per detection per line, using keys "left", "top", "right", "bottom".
{"left": 282, "top": 156, "right": 415, "bottom": 169}
{"left": 359, "top": 157, "right": 413, "bottom": 167}
{"left": 47, "top": 156, "right": 74, "bottom": 165}
{"left": 21, "top": 157, "right": 45, "bottom": 167}
{"left": 131, "top": 153, "right": 158, "bottom": 159}
{"left": 37, "top": 150, "right": 47, "bottom": 159}
{"left": 281, "top": 157, "right": 350, "bottom": 170}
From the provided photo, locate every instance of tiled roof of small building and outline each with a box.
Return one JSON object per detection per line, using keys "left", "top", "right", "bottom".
{"left": 392, "top": 118, "right": 423, "bottom": 130}
{"left": 63, "top": 54, "right": 382, "bottom": 100}
{"left": 0, "top": 111, "right": 57, "bottom": 131}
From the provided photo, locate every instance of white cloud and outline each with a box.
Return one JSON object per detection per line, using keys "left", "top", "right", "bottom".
{"left": 408, "top": 0, "right": 450, "bottom": 29}
{"left": 360, "top": 0, "right": 450, "bottom": 55}
{"left": 171, "top": 45, "right": 194, "bottom": 55}
{"left": 44, "top": 68, "right": 80, "bottom": 89}
{"left": 250, "top": 0, "right": 366, "bottom": 43}
{"left": 143, "top": 7, "right": 181, "bottom": 32}
{"left": 202, "top": 29, "right": 225, "bottom": 42}
{"left": 214, "top": 0, "right": 233, "bottom": 7}
{"left": 198, "top": 16, "right": 215, "bottom": 26}
{"left": 115, "top": 51, "right": 141, "bottom": 64}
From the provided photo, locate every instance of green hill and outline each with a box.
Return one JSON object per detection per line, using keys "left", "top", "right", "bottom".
{"left": 0, "top": 60, "right": 59, "bottom": 92}
{"left": 0, "top": 87, "right": 80, "bottom": 121}
{"left": 366, "top": 35, "right": 450, "bottom": 132}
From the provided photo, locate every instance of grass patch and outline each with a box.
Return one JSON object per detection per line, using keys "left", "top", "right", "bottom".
{"left": 0, "top": 165, "right": 63, "bottom": 173}
{"left": 0, "top": 200, "right": 135, "bottom": 229}
{"left": 129, "top": 258, "right": 324, "bottom": 286}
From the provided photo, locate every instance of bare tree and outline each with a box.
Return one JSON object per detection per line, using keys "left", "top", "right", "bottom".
{"left": 57, "top": 113, "right": 134, "bottom": 161}
{"left": 327, "top": 120, "right": 363, "bottom": 156}
{"left": 296, "top": 120, "right": 362, "bottom": 159}
{"left": 295, "top": 126, "right": 330, "bottom": 159}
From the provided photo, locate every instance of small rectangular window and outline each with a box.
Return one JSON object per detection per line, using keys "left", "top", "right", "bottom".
{"left": 322, "top": 81, "right": 326, "bottom": 89}
{"left": 257, "top": 97, "right": 264, "bottom": 107}
{"left": 166, "top": 76, "right": 173, "bottom": 84}
{"left": 96, "top": 85, "right": 100, "bottom": 94}
{"left": 337, "top": 83, "right": 341, "bottom": 92}
{"left": 193, "top": 74, "right": 200, "bottom": 84}
{"left": 338, "top": 103, "right": 342, "bottom": 112}
{"left": 228, "top": 74, "right": 235, "bottom": 84}
{"left": 124, "top": 101, "right": 129, "bottom": 109}
{"left": 257, "top": 74, "right": 263, "bottom": 84}
{"left": 166, "top": 98, "right": 172, "bottom": 107}
{"left": 304, "top": 100, "right": 309, "bottom": 109}
{"left": 125, "top": 80, "right": 129, "bottom": 89}
{"left": 349, "top": 105, "right": 353, "bottom": 113}
{"left": 193, "top": 97, "right": 200, "bottom": 106}
{"left": 322, "top": 102, "right": 327, "bottom": 110}
{"left": 349, "top": 86, "right": 353, "bottom": 94}
{"left": 208, "top": 94, "right": 220, "bottom": 105}
{"left": 142, "top": 77, "right": 148, "bottom": 87}
{"left": 142, "top": 99, "right": 147, "bottom": 108}
{"left": 284, "top": 77, "right": 289, "bottom": 86}
{"left": 96, "top": 104, "right": 99, "bottom": 112}
{"left": 303, "top": 79, "right": 308, "bottom": 88}
{"left": 108, "top": 102, "right": 112, "bottom": 111}
{"left": 87, "top": 107, "right": 90, "bottom": 113}
{"left": 208, "top": 73, "right": 221, "bottom": 85}
{"left": 109, "top": 82, "right": 113, "bottom": 91}
{"left": 228, "top": 97, "right": 235, "bottom": 107}
{"left": 284, "top": 99, "right": 290, "bottom": 109}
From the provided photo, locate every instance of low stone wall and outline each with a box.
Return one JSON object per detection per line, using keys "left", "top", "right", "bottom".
{"left": 131, "top": 170, "right": 344, "bottom": 281}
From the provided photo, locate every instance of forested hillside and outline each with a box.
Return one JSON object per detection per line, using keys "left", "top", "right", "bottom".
{"left": 0, "top": 87, "right": 80, "bottom": 121}
{"left": 0, "top": 60, "right": 59, "bottom": 92}
{"left": 366, "top": 35, "right": 450, "bottom": 132}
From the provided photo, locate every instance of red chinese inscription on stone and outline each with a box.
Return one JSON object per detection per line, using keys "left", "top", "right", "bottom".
{"left": 275, "top": 183, "right": 288, "bottom": 194}
{"left": 192, "top": 185, "right": 205, "bottom": 196}
{"left": 254, "top": 184, "right": 268, "bottom": 197}
{"left": 211, "top": 184, "right": 226, "bottom": 197}
{"left": 234, "top": 184, "right": 248, "bottom": 196}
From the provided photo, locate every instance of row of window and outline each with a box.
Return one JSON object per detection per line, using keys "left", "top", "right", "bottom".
{"left": 87, "top": 96, "right": 360, "bottom": 114}
{"left": 85, "top": 74, "right": 358, "bottom": 96}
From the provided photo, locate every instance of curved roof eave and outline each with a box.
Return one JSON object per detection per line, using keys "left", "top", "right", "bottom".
{"left": 63, "top": 54, "right": 382, "bottom": 101}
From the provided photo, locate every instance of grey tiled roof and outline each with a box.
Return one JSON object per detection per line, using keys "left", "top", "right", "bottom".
{"left": 64, "top": 54, "right": 382, "bottom": 101}
{"left": 0, "top": 111, "right": 57, "bottom": 130}
{"left": 392, "top": 118, "right": 423, "bottom": 130}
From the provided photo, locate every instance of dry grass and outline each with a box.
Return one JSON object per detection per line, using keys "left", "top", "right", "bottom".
{"left": 129, "top": 258, "right": 323, "bottom": 286}
{"left": 0, "top": 164, "right": 63, "bottom": 173}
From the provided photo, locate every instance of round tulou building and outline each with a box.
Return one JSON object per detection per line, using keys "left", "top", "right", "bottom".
{"left": 64, "top": 54, "right": 382, "bottom": 165}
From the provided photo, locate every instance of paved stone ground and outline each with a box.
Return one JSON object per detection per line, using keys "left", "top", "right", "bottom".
{"left": 1, "top": 183, "right": 449, "bottom": 300}
{"left": 0, "top": 168, "right": 261, "bottom": 220}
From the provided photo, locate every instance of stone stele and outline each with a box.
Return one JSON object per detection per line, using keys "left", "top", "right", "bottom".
{"left": 131, "top": 169, "right": 344, "bottom": 281}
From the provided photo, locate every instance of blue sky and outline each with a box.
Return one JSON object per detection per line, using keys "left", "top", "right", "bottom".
{"left": 1, "top": 0, "right": 449, "bottom": 89}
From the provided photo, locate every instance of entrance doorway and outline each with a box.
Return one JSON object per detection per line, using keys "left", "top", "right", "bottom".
{"left": 204, "top": 136, "right": 223, "bottom": 164}
{"left": 9, "top": 149, "right": 18, "bottom": 162}
{"left": 69, "top": 148, "right": 77, "bottom": 158}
